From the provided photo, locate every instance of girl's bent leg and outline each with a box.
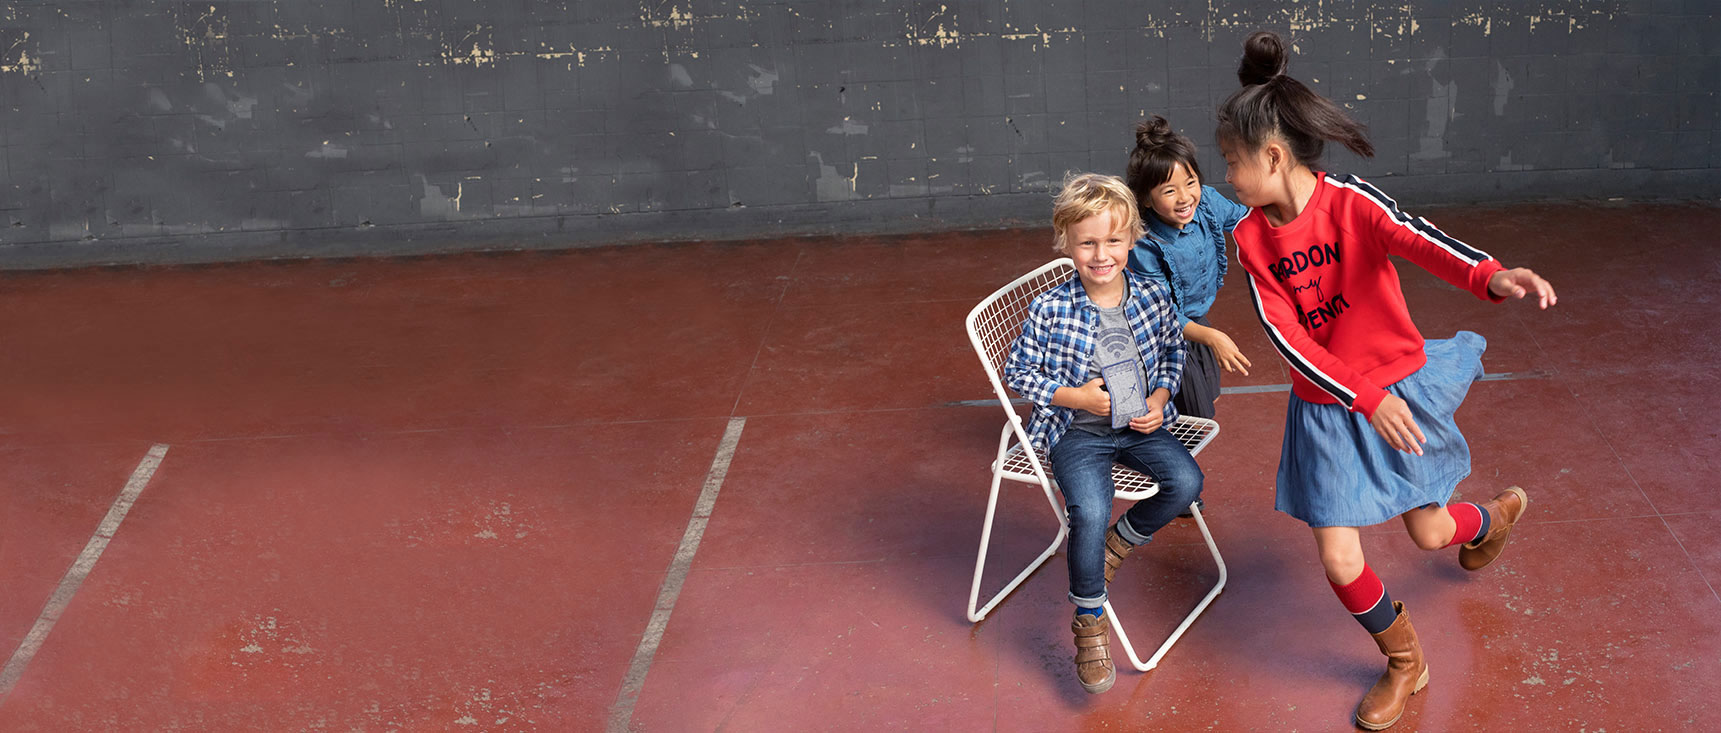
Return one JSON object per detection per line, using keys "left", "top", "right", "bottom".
{"left": 1401, "top": 505, "right": 1458, "bottom": 551}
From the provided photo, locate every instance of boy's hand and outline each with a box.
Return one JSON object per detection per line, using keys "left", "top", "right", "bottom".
{"left": 1074, "top": 377, "right": 1110, "bottom": 416}
{"left": 1488, "top": 267, "right": 1557, "bottom": 309}
{"left": 1129, "top": 393, "right": 1169, "bottom": 434}
{"left": 1369, "top": 394, "right": 1425, "bottom": 456}
{"left": 1206, "top": 328, "right": 1253, "bottom": 376}
{"left": 1127, "top": 412, "right": 1164, "bottom": 434}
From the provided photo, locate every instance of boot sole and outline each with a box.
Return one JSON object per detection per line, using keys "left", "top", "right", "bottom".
{"left": 1354, "top": 665, "right": 1429, "bottom": 730}
{"left": 1080, "top": 669, "right": 1116, "bottom": 694}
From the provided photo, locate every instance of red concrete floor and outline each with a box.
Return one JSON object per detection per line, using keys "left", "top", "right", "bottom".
{"left": 0, "top": 202, "right": 1715, "bottom": 731}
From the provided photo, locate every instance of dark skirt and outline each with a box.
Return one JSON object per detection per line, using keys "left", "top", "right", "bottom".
{"left": 1173, "top": 316, "right": 1221, "bottom": 419}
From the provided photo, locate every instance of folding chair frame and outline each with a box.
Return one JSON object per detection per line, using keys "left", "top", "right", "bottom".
{"left": 963, "top": 258, "right": 1227, "bottom": 672}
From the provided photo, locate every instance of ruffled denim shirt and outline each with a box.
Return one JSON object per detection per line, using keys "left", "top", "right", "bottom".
{"left": 1128, "top": 186, "right": 1250, "bottom": 328}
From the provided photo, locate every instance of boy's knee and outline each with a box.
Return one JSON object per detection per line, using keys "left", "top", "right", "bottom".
{"left": 1066, "top": 501, "right": 1111, "bottom": 528}
{"left": 1161, "top": 465, "right": 1204, "bottom": 500}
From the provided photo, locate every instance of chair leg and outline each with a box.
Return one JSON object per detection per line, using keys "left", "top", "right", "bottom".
{"left": 967, "top": 468, "right": 1069, "bottom": 623}
{"left": 1107, "top": 501, "right": 1227, "bottom": 671}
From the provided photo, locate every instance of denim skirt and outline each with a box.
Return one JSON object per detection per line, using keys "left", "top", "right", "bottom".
{"left": 1275, "top": 331, "right": 1486, "bottom": 528}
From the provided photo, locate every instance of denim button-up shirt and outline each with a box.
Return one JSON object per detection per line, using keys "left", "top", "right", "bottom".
{"left": 1004, "top": 270, "right": 1185, "bottom": 454}
{"left": 1129, "top": 186, "right": 1250, "bottom": 328}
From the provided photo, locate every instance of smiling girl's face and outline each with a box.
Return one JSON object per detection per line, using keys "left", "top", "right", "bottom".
{"left": 1146, "top": 162, "right": 1201, "bottom": 229}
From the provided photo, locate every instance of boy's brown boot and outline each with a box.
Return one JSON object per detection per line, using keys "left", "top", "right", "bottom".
{"left": 1354, "top": 602, "right": 1429, "bottom": 730}
{"left": 1103, "top": 526, "right": 1133, "bottom": 584}
{"left": 1071, "top": 612, "right": 1116, "bottom": 694}
{"left": 1460, "top": 486, "right": 1529, "bottom": 571}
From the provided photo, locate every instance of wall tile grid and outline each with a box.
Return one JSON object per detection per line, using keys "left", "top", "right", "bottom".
{"left": 0, "top": 0, "right": 1713, "bottom": 265}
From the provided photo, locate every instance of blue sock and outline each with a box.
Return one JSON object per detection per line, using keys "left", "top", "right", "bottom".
{"left": 1075, "top": 606, "right": 1104, "bottom": 618}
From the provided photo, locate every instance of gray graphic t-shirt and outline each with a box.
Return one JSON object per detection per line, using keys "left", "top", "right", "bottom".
{"left": 1068, "top": 297, "right": 1151, "bottom": 435}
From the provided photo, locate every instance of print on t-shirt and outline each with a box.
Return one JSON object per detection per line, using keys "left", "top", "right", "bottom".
{"left": 1094, "top": 315, "right": 1148, "bottom": 429}
{"left": 1269, "top": 240, "right": 1351, "bottom": 331}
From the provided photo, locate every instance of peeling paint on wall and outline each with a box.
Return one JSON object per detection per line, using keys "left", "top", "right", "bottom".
{"left": 811, "top": 152, "right": 858, "bottom": 202}
{"left": 1492, "top": 61, "right": 1515, "bottom": 117}
{"left": 419, "top": 175, "right": 464, "bottom": 219}
{"left": 1415, "top": 53, "right": 1456, "bottom": 161}
{"left": 906, "top": 4, "right": 960, "bottom": 48}
{"left": 177, "top": 4, "right": 233, "bottom": 81}
{"left": 441, "top": 24, "right": 496, "bottom": 67}
{"left": 0, "top": 30, "right": 37, "bottom": 75}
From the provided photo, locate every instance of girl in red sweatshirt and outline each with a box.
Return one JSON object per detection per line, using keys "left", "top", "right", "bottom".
{"left": 1216, "top": 31, "right": 1558, "bottom": 731}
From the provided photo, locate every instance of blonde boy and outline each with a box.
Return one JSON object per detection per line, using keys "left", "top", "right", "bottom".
{"left": 1003, "top": 173, "right": 1204, "bottom": 694}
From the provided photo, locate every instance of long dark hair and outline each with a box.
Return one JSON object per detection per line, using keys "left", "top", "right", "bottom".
{"left": 1126, "top": 115, "right": 1202, "bottom": 220}
{"left": 1216, "top": 31, "right": 1373, "bottom": 164}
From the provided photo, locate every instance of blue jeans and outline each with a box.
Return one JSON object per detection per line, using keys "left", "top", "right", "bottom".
{"left": 1049, "top": 426, "right": 1204, "bottom": 608}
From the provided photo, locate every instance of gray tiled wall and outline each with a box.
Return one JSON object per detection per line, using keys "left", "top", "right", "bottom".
{"left": 0, "top": 1, "right": 1715, "bottom": 267}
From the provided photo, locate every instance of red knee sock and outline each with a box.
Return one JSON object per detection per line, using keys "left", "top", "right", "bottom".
{"left": 1443, "top": 502, "right": 1488, "bottom": 547}
{"left": 1330, "top": 564, "right": 1397, "bottom": 634}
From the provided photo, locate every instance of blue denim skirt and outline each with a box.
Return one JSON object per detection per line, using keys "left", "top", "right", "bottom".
{"left": 1275, "top": 331, "right": 1486, "bottom": 528}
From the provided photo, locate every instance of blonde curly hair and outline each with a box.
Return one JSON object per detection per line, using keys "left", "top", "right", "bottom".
{"left": 1051, "top": 172, "right": 1145, "bottom": 252}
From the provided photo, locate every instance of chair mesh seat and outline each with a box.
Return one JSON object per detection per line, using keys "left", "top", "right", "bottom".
{"left": 995, "top": 418, "right": 1220, "bottom": 495}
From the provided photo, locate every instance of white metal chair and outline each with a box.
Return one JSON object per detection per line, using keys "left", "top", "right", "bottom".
{"left": 963, "top": 258, "right": 1226, "bottom": 672}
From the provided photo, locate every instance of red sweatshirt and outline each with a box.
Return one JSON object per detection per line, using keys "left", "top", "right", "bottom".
{"left": 1233, "top": 173, "right": 1505, "bottom": 417}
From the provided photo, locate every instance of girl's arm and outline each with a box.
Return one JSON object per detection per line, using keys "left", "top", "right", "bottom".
{"left": 1341, "top": 176, "right": 1556, "bottom": 308}
{"left": 1206, "top": 186, "right": 1248, "bottom": 282}
{"left": 1334, "top": 174, "right": 1505, "bottom": 299}
{"left": 1206, "top": 186, "right": 1251, "bottom": 232}
{"left": 1128, "top": 240, "right": 1190, "bottom": 331}
{"left": 1183, "top": 321, "right": 1252, "bottom": 375}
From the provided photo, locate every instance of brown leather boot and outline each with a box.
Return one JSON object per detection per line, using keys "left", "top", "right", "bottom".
{"left": 1460, "top": 486, "right": 1529, "bottom": 571}
{"left": 1103, "top": 526, "right": 1134, "bottom": 585}
{"left": 1071, "top": 612, "right": 1116, "bottom": 694}
{"left": 1354, "top": 601, "right": 1429, "bottom": 730}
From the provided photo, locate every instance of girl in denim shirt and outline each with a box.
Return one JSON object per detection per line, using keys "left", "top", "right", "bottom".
{"left": 1126, "top": 115, "right": 1254, "bottom": 420}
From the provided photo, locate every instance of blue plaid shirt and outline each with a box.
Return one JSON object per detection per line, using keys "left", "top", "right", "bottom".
{"left": 1004, "top": 269, "right": 1186, "bottom": 453}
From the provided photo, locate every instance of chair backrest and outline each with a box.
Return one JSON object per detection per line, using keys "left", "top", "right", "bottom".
{"left": 965, "top": 258, "right": 1075, "bottom": 406}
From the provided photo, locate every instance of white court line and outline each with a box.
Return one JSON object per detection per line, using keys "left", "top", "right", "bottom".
{"left": 0, "top": 443, "right": 169, "bottom": 703}
{"left": 607, "top": 418, "right": 746, "bottom": 733}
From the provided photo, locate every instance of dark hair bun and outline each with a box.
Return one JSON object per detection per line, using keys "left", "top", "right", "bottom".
{"left": 1134, "top": 115, "right": 1174, "bottom": 148}
{"left": 1238, "top": 31, "right": 1288, "bottom": 86}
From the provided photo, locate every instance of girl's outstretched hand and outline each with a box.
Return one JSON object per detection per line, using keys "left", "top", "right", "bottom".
{"left": 1206, "top": 328, "right": 1253, "bottom": 376}
{"left": 1489, "top": 267, "right": 1558, "bottom": 309}
{"left": 1369, "top": 394, "right": 1426, "bottom": 456}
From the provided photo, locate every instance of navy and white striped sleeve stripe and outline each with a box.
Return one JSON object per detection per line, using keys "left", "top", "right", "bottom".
{"left": 1326, "top": 173, "right": 1494, "bottom": 266}
{"left": 1243, "top": 268, "right": 1358, "bottom": 409}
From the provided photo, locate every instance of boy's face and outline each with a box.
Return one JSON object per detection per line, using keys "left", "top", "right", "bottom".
{"left": 1063, "top": 209, "right": 1132, "bottom": 292}
{"left": 1146, "top": 162, "right": 1202, "bottom": 228}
